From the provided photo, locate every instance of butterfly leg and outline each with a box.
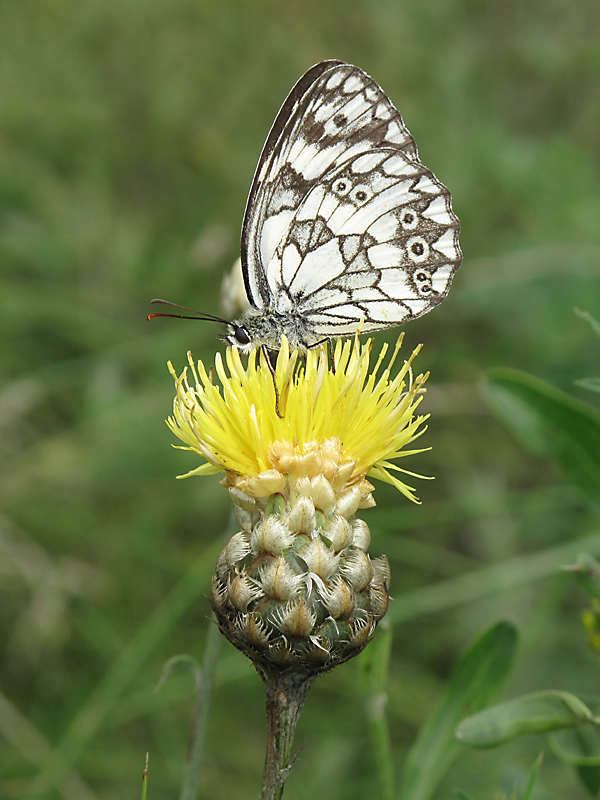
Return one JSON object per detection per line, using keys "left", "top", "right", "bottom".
{"left": 328, "top": 339, "right": 335, "bottom": 374}
{"left": 309, "top": 337, "right": 335, "bottom": 373}
{"left": 261, "top": 344, "right": 283, "bottom": 418}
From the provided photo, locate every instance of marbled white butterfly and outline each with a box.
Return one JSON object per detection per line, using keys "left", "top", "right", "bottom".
{"left": 151, "top": 60, "right": 461, "bottom": 354}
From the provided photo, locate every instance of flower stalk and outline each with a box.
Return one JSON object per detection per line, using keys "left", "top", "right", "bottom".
{"left": 258, "top": 667, "right": 314, "bottom": 800}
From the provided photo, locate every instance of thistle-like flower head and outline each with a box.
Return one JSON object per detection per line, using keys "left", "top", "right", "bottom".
{"left": 167, "top": 335, "right": 430, "bottom": 674}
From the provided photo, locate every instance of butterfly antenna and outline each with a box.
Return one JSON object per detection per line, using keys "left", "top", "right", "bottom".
{"left": 148, "top": 299, "right": 231, "bottom": 325}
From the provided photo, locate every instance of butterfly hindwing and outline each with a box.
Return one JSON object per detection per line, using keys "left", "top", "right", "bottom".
{"left": 241, "top": 62, "right": 422, "bottom": 310}
{"left": 265, "top": 147, "right": 460, "bottom": 335}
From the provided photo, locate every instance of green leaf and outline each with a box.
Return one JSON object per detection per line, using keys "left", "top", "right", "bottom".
{"left": 552, "top": 723, "right": 600, "bottom": 766}
{"left": 562, "top": 553, "right": 600, "bottom": 602}
{"left": 576, "top": 765, "right": 600, "bottom": 796}
{"left": 575, "top": 308, "right": 600, "bottom": 340}
{"left": 155, "top": 654, "right": 203, "bottom": 694}
{"left": 522, "top": 752, "right": 544, "bottom": 800}
{"left": 400, "top": 620, "right": 518, "bottom": 800}
{"left": 575, "top": 377, "right": 600, "bottom": 395}
{"left": 452, "top": 753, "right": 542, "bottom": 800}
{"left": 456, "top": 690, "right": 597, "bottom": 748}
{"left": 485, "top": 368, "right": 600, "bottom": 505}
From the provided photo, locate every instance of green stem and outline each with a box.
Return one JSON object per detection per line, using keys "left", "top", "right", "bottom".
{"left": 258, "top": 669, "right": 314, "bottom": 800}
{"left": 179, "top": 615, "right": 222, "bottom": 800}
{"left": 368, "top": 691, "right": 394, "bottom": 800}
{"left": 141, "top": 753, "right": 149, "bottom": 800}
{"left": 361, "top": 621, "right": 395, "bottom": 800}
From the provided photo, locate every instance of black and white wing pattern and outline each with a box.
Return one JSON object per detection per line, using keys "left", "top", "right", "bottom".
{"left": 240, "top": 60, "right": 461, "bottom": 339}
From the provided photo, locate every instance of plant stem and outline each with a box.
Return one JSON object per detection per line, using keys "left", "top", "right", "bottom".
{"left": 258, "top": 668, "right": 315, "bottom": 800}
{"left": 179, "top": 615, "right": 222, "bottom": 800}
{"left": 361, "top": 621, "right": 394, "bottom": 800}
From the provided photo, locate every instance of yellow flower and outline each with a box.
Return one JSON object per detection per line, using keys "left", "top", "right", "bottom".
{"left": 167, "top": 334, "right": 430, "bottom": 503}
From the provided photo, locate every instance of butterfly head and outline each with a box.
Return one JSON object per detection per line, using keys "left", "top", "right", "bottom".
{"left": 149, "top": 299, "right": 294, "bottom": 355}
{"left": 148, "top": 299, "right": 253, "bottom": 348}
{"left": 221, "top": 320, "right": 255, "bottom": 354}
{"left": 222, "top": 306, "right": 321, "bottom": 355}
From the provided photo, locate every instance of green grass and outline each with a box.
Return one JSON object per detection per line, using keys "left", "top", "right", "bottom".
{"left": 1, "top": 1, "right": 600, "bottom": 798}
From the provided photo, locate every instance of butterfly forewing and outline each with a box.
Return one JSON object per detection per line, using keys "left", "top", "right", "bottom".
{"left": 241, "top": 62, "right": 423, "bottom": 310}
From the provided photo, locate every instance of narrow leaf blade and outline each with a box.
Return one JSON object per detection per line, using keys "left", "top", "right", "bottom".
{"left": 562, "top": 553, "right": 600, "bottom": 603}
{"left": 456, "top": 690, "right": 595, "bottom": 748}
{"left": 522, "top": 752, "right": 544, "bottom": 800}
{"left": 485, "top": 368, "right": 600, "bottom": 505}
{"left": 575, "top": 377, "right": 600, "bottom": 395}
{"left": 552, "top": 723, "right": 600, "bottom": 766}
{"left": 400, "top": 620, "right": 518, "bottom": 800}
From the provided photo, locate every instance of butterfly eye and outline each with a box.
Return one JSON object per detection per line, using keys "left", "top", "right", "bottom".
{"left": 350, "top": 185, "right": 371, "bottom": 205}
{"left": 332, "top": 178, "right": 351, "bottom": 196}
{"left": 399, "top": 207, "right": 419, "bottom": 230}
{"left": 233, "top": 326, "right": 251, "bottom": 346}
{"left": 406, "top": 236, "right": 429, "bottom": 263}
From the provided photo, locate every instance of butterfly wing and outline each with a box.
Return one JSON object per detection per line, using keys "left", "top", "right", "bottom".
{"left": 265, "top": 147, "right": 461, "bottom": 335}
{"left": 241, "top": 61, "right": 421, "bottom": 309}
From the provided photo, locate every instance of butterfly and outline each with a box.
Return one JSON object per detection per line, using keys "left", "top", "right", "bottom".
{"left": 151, "top": 60, "right": 461, "bottom": 357}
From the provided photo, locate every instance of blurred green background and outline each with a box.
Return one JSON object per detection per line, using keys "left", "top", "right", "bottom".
{"left": 1, "top": 0, "right": 600, "bottom": 798}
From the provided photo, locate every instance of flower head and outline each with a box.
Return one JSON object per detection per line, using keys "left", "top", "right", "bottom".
{"left": 167, "top": 334, "right": 431, "bottom": 673}
{"left": 167, "top": 334, "right": 429, "bottom": 503}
